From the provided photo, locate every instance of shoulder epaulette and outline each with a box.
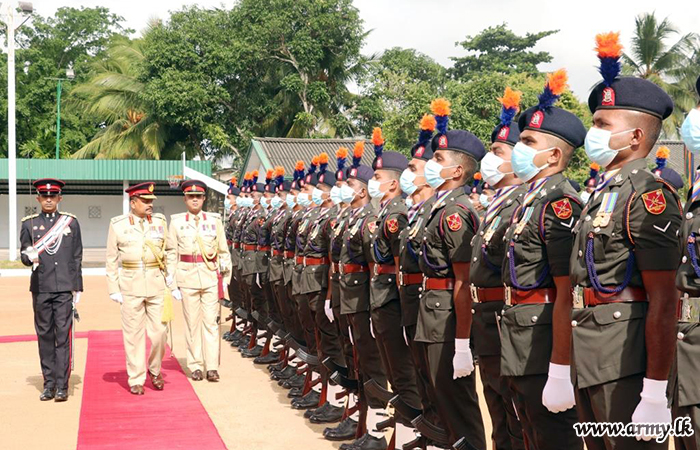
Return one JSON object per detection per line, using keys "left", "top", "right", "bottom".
{"left": 152, "top": 212, "right": 166, "bottom": 220}
{"left": 209, "top": 212, "right": 221, "bottom": 219}
{"left": 59, "top": 211, "right": 76, "bottom": 218}
{"left": 21, "top": 213, "right": 39, "bottom": 222}
{"left": 110, "top": 214, "right": 128, "bottom": 224}
{"left": 171, "top": 212, "right": 186, "bottom": 220}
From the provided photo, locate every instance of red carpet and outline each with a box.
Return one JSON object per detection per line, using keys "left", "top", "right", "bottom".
{"left": 77, "top": 330, "right": 227, "bottom": 450}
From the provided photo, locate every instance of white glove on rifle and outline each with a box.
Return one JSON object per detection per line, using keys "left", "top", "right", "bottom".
{"left": 631, "top": 378, "right": 672, "bottom": 441}
{"left": 72, "top": 291, "right": 81, "bottom": 305}
{"left": 110, "top": 293, "right": 123, "bottom": 304}
{"left": 453, "top": 338, "right": 474, "bottom": 379}
{"left": 542, "top": 363, "right": 576, "bottom": 413}
{"left": 324, "top": 299, "right": 334, "bottom": 323}
{"left": 171, "top": 289, "right": 183, "bottom": 301}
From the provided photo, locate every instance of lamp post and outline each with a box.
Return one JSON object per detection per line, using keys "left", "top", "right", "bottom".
{"left": 53, "top": 68, "right": 75, "bottom": 159}
{"left": 2, "top": 1, "right": 33, "bottom": 261}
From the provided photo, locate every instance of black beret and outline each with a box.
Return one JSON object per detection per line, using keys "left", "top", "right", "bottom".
{"left": 372, "top": 151, "right": 408, "bottom": 172}
{"left": 264, "top": 181, "right": 276, "bottom": 193}
{"left": 491, "top": 123, "right": 521, "bottom": 147}
{"left": 228, "top": 185, "right": 240, "bottom": 195}
{"left": 250, "top": 183, "right": 265, "bottom": 193}
{"left": 304, "top": 172, "right": 320, "bottom": 187}
{"left": 584, "top": 175, "right": 599, "bottom": 189}
{"left": 653, "top": 167, "right": 684, "bottom": 190}
{"left": 431, "top": 129, "right": 486, "bottom": 161}
{"left": 567, "top": 179, "right": 581, "bottom": 192}
{"left": 588, "top": 77, "right": 674, "bottom": 120}
{"left": 318, "top": 171, "right": 337, "bottom": 188}
{"left": 518, "top": 106, "right": 587, "bottom": 149}
{"left": 465, "top": 184, "right": 482, "bottom": 195}
{"left": 276, "top": 180, "right": 292, "bottom": 193}
{"left": 410, "top": 141, "right": 434, "bottom": 161}
{"left": 346, "top": 165, "right": 374, "bottom": 185}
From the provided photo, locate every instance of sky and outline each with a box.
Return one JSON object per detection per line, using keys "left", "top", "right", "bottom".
{"left": 27, "top": 0, "right": 700, "bottom": 101}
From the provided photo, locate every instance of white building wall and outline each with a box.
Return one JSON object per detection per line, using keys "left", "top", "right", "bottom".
{"left": 1, "top": 194, "right": 187, "bottom": 249}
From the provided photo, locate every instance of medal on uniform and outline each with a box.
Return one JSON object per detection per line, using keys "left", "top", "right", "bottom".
{"left": 514, "top": 207, "right": 533, "bottom": 235}
{"left": 299, "top": 219, "right": 309, "bottom": 233}
{"left": 592, "top": 192, "right": 617, "bottom": 228}
{"left": 408, "top": 217, "right": 423, "bottom": 239}
{"left": 483, "top": 216, "right": 502, "bottom": 244}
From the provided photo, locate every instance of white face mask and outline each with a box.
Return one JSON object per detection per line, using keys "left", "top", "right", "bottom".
{"left": 580, "top": 191, "right": 591, "bottom": 204}
{"left": 681, "top": 109, "right": 700, "bottom": 154}
{"left": 480, "top": 151, "right": 514, "bottom": 186}
{"left": 584, "top": 127, "right": 635, "bottom": 167}
{"left": 405, "top": 197, "right": 413, "bottom": 208}
{"left": 511, "top": 142, "right": 554, "bottom": 182}
{"left": 479, "top": 193, "right": 490, "bottom": 208}
{"left": 330, "top": 186, "right": 342, "bottom": 205}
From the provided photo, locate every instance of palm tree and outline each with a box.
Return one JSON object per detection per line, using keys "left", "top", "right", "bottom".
{"left": 622, "top": 12, "right": 699, "bottom": 137}
{"left": 69, "top": 35, "right": 183, "bottom": 159}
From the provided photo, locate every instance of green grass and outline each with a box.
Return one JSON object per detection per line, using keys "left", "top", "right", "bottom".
{"left": 0, "top": 260, "right": 28, "bottom": 269}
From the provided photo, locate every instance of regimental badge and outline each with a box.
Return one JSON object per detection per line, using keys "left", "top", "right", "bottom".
{"left": 438, "top": 135, "right": 448, "bottom": 148}
{"left": 529, "top": 111, "right": 544, "bottom": 128}
{"left": 386, "top": 218, "right": 399, "bottom": 234}
{"left": 367, "top": 221, "right": 378, "bottom": 234}
{"left": 415, "top": 146, "right": 425, "bottom": 158}
{"left": 551, "top": 198, "right": 573, "bottom": 220}
{"left": 641, "top": 189, "right": 666, "bottom": 215}
{"left": 497, "top": 126, "right": 510, "bottom": 141}
{"left": 602, "top": 87, "right": 616, "bottom": 106}
{"left": 446, "top": 213, "right": 462, "bottom": 232}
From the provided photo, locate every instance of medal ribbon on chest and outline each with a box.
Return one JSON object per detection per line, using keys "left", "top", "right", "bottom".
{"left": 592, "top": 192, "right": 618, "bottom": 228}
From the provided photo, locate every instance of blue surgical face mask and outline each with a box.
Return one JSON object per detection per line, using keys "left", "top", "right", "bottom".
{"left": 405, "top": 197, "right": 414, "bottom": 208}
{"left": 271, "top": 196, "right": 282, "bottom": 209}
{"left": 312, "top": 188, "right": 325, "bottom": 205}
{"left": 681, "top": 109, "right": 700, "bottom": 155}
{"left": 511, "top": 142, "right": 554, "bottom": 182}
{"left": 297, "top": 192, "right": 312, "bottom": 207}
{"left": 339, "top": 184, "right": 358, "bottom": 203}
{"left": 400, "top": 169, "right": 418, "bottom": 195}
{"left": 368, "top": 179, "right": 392, "bottom": 199}
{"left": 584, "top": 127, "right": 634, "bottom": 167}
{"left": 260, "top": 197, "right": 269, "bottom": 208}
{"left": 424, "top": 159, "right": 456, "bottom": 189}
{"left": 241, "top": 197, "right": 252, "bottom": 208}
{"left": 580, "top": 191, "right": 591, "bottom": 204}
{"left": 286, "top": 195, "right": 296, "bottom": 208}
{"left": 224, "top": 199, "right": 232, "bottom": 211}
{"left": 479, "top": 193, "right": 490, "bottom": 208}
{"left": 330, "top": 186, "right": 342, "bottom": 205}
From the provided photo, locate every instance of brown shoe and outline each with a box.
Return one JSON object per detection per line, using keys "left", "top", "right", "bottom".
{"left": 206, "top": 370, "right": 220, "bottom": 382}
{"left": 148, "top": 371, "right": 164, "bottom": 390}
{"left": 130, "top": 385, "right": 144, "bottom": 395}
{"left": 192, "top": 369, "right": 204, "bottom": 381}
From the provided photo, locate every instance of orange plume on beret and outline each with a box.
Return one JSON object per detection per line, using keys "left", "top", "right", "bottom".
{"left": 244, "top": 172, "right": 252, "bottom": 181}
{"left": 319, "top": 152, "right": 329, "bottom": 164}
{"left": 656, "top": 146, "right": 670, "bottom": 159}
{"left": 372, "top": 127, "right": 384, "bottom": 146}
{"left": 353, "top": 141, "right": 364, "bottom": 158}
{"left": 589, "top": 162, "right": 601, "bottom": 171}
{"left": 430, "top": 98, "right": 451, "bottom": 117}
{"left": 336, "top": 147, "right": 349, "bottom": 159}
{"left": 230, "top": 176, "right": 237, "bottom": 185}
{"left": 295, "top": 160, "right": 305, "bottom": 171}
{"left": 275, "top": 166, "right": 285, "bottom": 177}
{"left": 499, "top": 87, "right": 522, "bottom": 111}
{"left": 546, "top": 69, "right": 568, "bottom": 97}
{"left": 595, "top": 32, "right": 623, "bottom": 59}
{"left": 311, "top": 155, "right": 320, "bottom": 166}
{"left": 252, "top": 170, "right": 259, "bottom": 178}
{"left": 420, "top": 114, "right": 437, "bottom": 132}
{"left": 473, "top": 172, "right": 482, "bottom": 181}
{"left": 266, "top": 169, "right": 274, "bottom": 179}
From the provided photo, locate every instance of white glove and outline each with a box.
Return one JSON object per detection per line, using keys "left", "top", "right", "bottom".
{"left": 631, "top": 378, "right": 672, "bottom": 441}
{"left": 171, "top": 289, "right": 183, "bottom": 301}
{"left": 453, "top": 338, "right": 474, "bottom": 379}
{"left": 110, "top": 293, "right": 123, "bottom": 304}
{"left": 369, "top": 317, "right": 376, "bottom": 339}
{"left": 348, "top": 326, "right": 354, "bottom": 346}
{"left": 72, "top": 291, "right": 81, "bottom": 305}
{"left": 403, "top": 326, "right": 409, "bottom": 346}
{"left": 223, "top": 283, "right": 228, "bottom": 295}
{"left": 542, "top": 363, "right": 576, "bottom": 413}
{"left": 165, "top": 275, "right": 174, "bottom": 287}
{"left": 324, "top": 299, "right": 334, "bottom": 323}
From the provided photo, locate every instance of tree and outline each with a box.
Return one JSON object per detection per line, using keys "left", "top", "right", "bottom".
{"left": 622, "top": 12, "right": 699, "bottom": 137}
{"left": 449, "top": 24, "right": 558, "bottom": 80}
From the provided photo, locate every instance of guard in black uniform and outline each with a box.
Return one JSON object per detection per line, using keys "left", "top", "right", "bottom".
{"left": 20, "top": 178, "right": 84, "bottom": 402}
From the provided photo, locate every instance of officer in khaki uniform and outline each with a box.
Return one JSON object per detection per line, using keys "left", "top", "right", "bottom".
{"left": 106, "top": 182, "right": 168, "bottom": 395}
{"left": 565, "top": 33, "right": 681, "bottom": 450}
{"left": 166, "top": 180, "right": 231, "bottom": 382}
{"left": 674, "top": 74, "right": 700, "bottom": 450}
{"left": 413, "top": 99, "right": 486, "bottom": 449}
{"left": 469, "top": 87, "right": 526, "bottom": 450}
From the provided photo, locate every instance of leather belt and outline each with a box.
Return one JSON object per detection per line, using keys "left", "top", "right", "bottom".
{"left": 332, "top": 263, "right": 340, "bottom": 273}
{"left": 470, "top": 285, "right": 504, "bottom": 303}
{"left": 505, "top": 287, "right": 556, "bottom": 305}
{"left": 678, "top": 294, "right": 700, "bottom": 323}
{"left": 373, "top": 264, "right": 396, "bottom": 276}
{"left": 179, "top": 254, "right": 216, "bottom": 264}
{"left": 122, "top": 261, "right": 160, "bottom": 270}
{"left": 303, "top": 257, "right": 330, "bottom": 266}
{"left": 243, "top": 244, "right": 257, "bottom": 251}
{"left": 272, "top": 249, "right": 284, "bottom": 257}
{"left": 284, "top": 251, "right": 295, "bottom": 259}
{"left": 581, "top": 286, "right": 646, "bottom": 307}
{"left": 399, "top": 272, "right": 423, "bottom": 286}
{"left": 339, "top": 263, "right": 369, "bottom": 275}
{"left": 258, "top": 245, "right": 271, "bottom": 251}
{"left": 295, "top": 256, "right": 304, "bottom": 265}
{"left": 232, "top": 242, "right": 240, "bottom": 249}
{"left": 423, "top": 277, "right": 455, "bottom": 290}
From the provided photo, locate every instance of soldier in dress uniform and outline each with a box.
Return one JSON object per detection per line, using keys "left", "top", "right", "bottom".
{"left": 166, "top": 179, "right": 231, "bottom": 382}
{"left": 20, "top": 178, "right": 83, "bottom": 402}
{"left": 398, "top": 114, "right": 452, "bottom": 450}
{"left": 228, "top": 177, "right": 253, "bottom": 347}
{"left": 469, "top": 88, "right": 526, "bottom": 450}
{"left": 565, "top": 33, "right": 681, "bottom": 449}
{"left": 366, "top": 127, "right": 423, "bottom": 449}
{"left": 223, "top": 177, "right": 243, "bottom": 341}
{"left": 338, "top": 153, "right": 390, "bottom": 450}
{"left": 412, "top": 98, "right": 486, "bottom": 449}
{"left": 675, "top": 73, "right": 700, "bottom": 450}
{"left": 106, "top": 181, "right": 168, "bottom": 395}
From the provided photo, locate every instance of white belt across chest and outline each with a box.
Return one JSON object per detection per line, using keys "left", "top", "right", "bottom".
{"left": 35, "top": 215, "right": 73, "bottom": 256}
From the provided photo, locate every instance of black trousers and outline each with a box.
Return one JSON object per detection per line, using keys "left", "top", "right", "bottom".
{"left": 371, "top": 299, "right": 421, "bottom": 416}
{"left": 246, "top": 273, "right": 270, "bottom": 325}
{"left": 331, "top": 279, "right": 356, "bottom": 377}
{"left": 274, "top": 281, "right": 304, "bottom": 342}
{"left": 308, "top": 289, "right": 344, "bottom": 367}
{"left": 228, "top": 267, "right": 243, "bottom": 309}
{"left": 478, "top": 355, "right": 525, "bottom": 450}
{"left": 33, "top": 292, "right": 73, "bottom": 390}
{"left": 348, "top": 310, "right": 388, "bottom": 409}
{"left": 295, "top": 293, "right": 318, "bottom": 356}
{"left": 422, "top": 340, "right": 486, "bottom": 448}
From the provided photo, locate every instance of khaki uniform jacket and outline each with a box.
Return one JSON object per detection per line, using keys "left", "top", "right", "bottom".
{"left": 106, "top": 213, "right": 168, "bottom": 297}
{"left": 165, "top": 211, "right": 231, "bottom": 290}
